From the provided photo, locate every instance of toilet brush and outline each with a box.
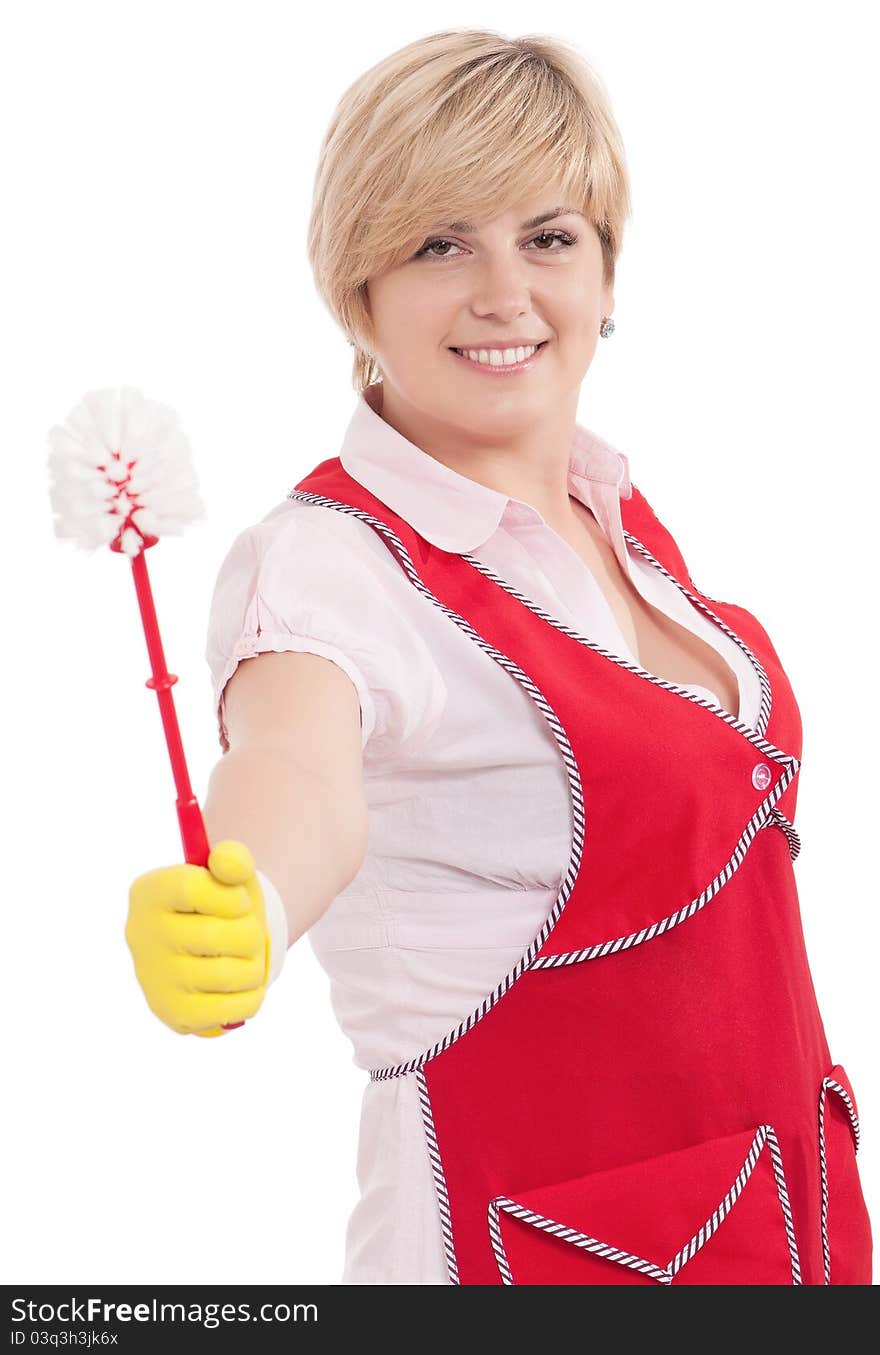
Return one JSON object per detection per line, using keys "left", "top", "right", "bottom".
{"left": 47, "top": 384, "right": 245, "bottom": 1030}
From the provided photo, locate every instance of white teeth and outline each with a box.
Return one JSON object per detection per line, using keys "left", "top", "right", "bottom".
{"left": 455, "top": 344, "right": 540, "bottom": 366}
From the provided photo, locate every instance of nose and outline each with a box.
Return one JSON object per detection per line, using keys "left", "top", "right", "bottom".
{"left": 466, "top": 252, "right": 534, "bottom": 321}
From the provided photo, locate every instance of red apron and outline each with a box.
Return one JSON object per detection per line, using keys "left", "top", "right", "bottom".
{"left": 290, "top": 458, "right": 873, "bottom": 1286}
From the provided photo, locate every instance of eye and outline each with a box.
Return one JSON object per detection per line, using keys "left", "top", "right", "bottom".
{"left": 415, "top": 238, "right": 464, "bottom": 261}
{"left": 526, "top": 229, "right": 578, "bottom": 252}
{"left": 413, "top": 229, "right": 578, "bottom": 262}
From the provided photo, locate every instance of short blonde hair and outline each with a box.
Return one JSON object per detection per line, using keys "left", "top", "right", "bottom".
{"left": 307, "top": 28, "right": 632, "bottom": 393}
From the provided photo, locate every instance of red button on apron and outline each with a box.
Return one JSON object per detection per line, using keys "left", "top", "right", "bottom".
{"left": 752, "top": 762, "right": 772, "bottom": 790}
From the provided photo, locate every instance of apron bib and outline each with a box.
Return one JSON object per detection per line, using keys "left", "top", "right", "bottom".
{"left": 289, "top": 457, "right": 872, "bottom": 1286}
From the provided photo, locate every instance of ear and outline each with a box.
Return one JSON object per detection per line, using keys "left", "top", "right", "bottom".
{"left": 601, "top": 274, "right": 615, "bottom": 319}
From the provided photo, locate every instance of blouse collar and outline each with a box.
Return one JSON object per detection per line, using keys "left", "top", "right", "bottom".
{"left": 338, "top": 382, "right": 632, "bottom": 555}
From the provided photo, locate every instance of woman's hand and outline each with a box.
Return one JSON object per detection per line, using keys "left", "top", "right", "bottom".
{"left": 125, "top": 839, "right": 271, "bottom": 1037}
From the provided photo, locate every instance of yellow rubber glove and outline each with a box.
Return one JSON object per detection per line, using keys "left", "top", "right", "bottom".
{"left": 125, "top": 839, "right": 270, "bottom": 1038}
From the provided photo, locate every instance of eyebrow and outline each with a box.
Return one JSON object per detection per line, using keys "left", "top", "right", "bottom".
{"left": 429, "top": 205, "right": 586, "bottom": 234}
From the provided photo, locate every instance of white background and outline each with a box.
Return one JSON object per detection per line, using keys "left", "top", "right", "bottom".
{"left": 2, "top": 0, "right": 877, "bottom": 1286}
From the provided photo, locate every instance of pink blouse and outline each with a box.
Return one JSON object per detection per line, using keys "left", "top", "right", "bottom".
{"left": 204, "top": 383, "right": 761, "bottom": 1283}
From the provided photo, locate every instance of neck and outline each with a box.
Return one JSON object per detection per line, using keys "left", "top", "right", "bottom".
{"left": 374, "top": 381, "right": 583, "bottom": 530}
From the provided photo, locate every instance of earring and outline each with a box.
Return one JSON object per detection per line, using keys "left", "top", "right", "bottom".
{"left": 347, "top": 337, "right": 355, "bottom": 346}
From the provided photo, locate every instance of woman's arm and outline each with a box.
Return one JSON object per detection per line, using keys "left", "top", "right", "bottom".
{"left": 201, "top": 649, "right": 370, "bottom": 947}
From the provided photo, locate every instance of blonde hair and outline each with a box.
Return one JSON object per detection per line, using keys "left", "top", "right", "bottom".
{"left": 307, "top": 28, "right": 632, "bottom": 393}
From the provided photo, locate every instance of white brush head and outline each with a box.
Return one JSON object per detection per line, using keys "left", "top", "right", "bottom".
{"left": 48, "top": 385, "right": 205, "bottom": 557}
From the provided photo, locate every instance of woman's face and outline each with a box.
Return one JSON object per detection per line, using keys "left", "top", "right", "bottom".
{"left": 364, "top": 181, "right": 614, "bottom": 435}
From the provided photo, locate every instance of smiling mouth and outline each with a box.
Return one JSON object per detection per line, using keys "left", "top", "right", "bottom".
{"left": 448, "top": 340, "right": 550, "bottom": 372}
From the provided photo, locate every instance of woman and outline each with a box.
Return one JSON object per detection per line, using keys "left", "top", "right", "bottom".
{"left": 129, "top": 28, "right": 873, "bottom": 1285}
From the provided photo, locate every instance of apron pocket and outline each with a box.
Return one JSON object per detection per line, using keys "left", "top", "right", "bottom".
{"left": 818, "top": 1063, "right": 873, "bottom": 1284}
{"left": 488, "top": 1124, "right": 802, "bottom": 1285}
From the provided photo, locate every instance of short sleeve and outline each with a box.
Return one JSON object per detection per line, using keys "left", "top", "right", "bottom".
{"left": 204, "top": 500, "right": 446, "bottom": 757}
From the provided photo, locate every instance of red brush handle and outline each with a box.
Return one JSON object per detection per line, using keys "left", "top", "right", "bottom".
{"left": 116, "top": 534, "right": 244, "bottom": 1030}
